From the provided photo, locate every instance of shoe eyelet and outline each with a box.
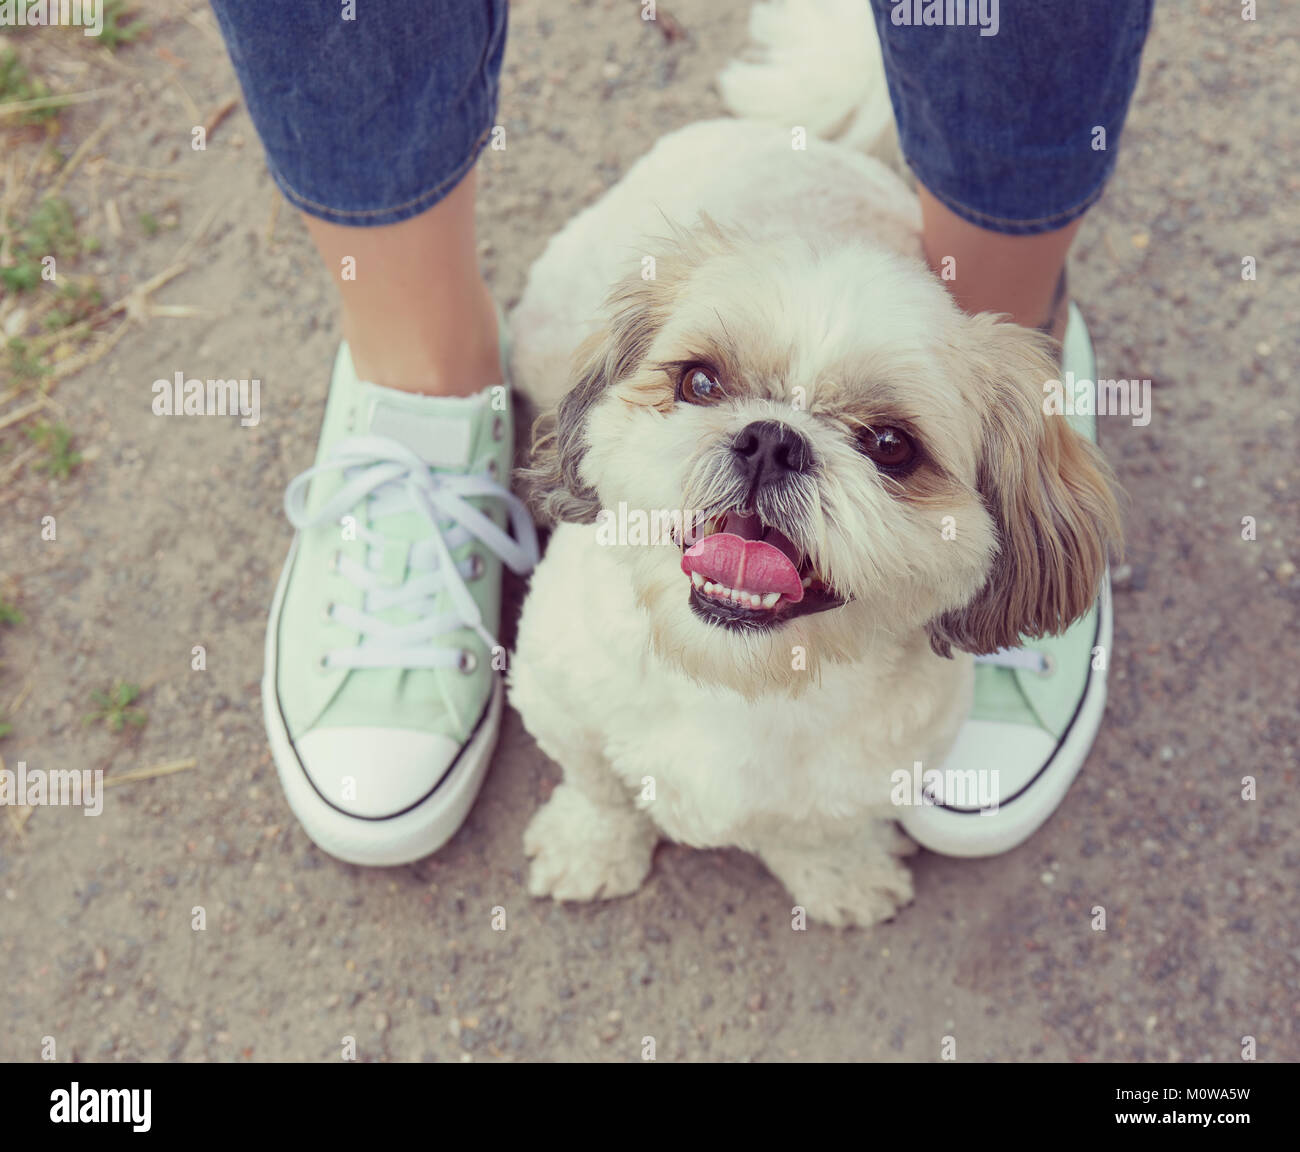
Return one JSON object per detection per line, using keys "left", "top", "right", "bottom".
{"left": 458, "top": 649, "right": 478, "bottom": 675}
{"left": 321, "top": 601, "right": 335, "bottom": 623}
{"left": 491, "top": 415, "right": 505, "bottom": 442}
{"left": 329, "top": 550, "right": 342, "bottom": 573}
{"left": 467, "top": 553, "right": 485, "bottom": 581}
{"left": 486, "top": 458, "right": 500, "bottom": 480}
{"left": 316, "top": 654, "right": 332, "bottom": 674}
{"left": 1037, "top": 653, "right": 1056, "bottom": 678}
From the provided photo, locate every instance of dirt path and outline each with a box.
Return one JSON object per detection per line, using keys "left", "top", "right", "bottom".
{"left": 1, "top": 1, "right": 1296, "bottom": 1061}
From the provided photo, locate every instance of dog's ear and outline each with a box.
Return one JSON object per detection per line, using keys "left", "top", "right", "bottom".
{"left": 927, "top": 314, "right": 1123, "bottom": 657}
{"left": 522, "top": 262, "right": 679, "bottom": 524}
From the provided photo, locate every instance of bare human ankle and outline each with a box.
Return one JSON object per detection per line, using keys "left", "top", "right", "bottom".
{"left": 344, "top": 282, "right": 502, "bottom": 398}
{"left": 303, "top": 169, "right": 501, "bottom": 399}
{"left": 917, "top": 184, "right": 1078, "bottom": 345}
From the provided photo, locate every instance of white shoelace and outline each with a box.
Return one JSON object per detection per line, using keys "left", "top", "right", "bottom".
{"left": 284, "top": 434, "right": 539, "bottom": 672}
{"left": 975, "top": 647, "right": 1051, "bottom": 674}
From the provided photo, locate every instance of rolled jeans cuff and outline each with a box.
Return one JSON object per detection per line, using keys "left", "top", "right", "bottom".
{"left": 209, "top": 0, "right": 507, "bottom": 227}
{"left": 869, "top": 0, "right": 1155, "bottom": 236}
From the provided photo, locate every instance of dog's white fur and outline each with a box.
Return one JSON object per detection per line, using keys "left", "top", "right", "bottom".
{"left": 506, "top": 3, "right": 1118, "bottom": 927}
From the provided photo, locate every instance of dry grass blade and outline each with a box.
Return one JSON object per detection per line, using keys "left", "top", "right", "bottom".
{"left": 50, "top": 317, "right": 131, "bottom": 381}
{"left": 103, "top": 160, "right": 192, "bottom": 183}
{"left": 9, "top": 678, "right": 32, "bottom": 714}
{"left": 203, "top": 95, "right": 239, "bottom": 139}
{"left": 104, "top": 757, "right": 198, "bottom": 789}
{"left": 0, "top": 89, "right": 116, "bottom": 118}
{"left": 0, "top": 397, "right": 49, "bottom": 433}
{"left": 6, "top": 804, "right": 34, "bottom": 837}
{"left": 47, "top": 117, "right": 116, "bottom": 197}
{"left": 171, "top": 76, "right": 203, "bottom": 127}
{"left": 0, "top": 755, "right": 33, "bottom": 837}
{"left": 41, "top": 202, "right": 219, "bottom": 383}
{"left": 0, "top": 443, "right": 40, "bottom": 486}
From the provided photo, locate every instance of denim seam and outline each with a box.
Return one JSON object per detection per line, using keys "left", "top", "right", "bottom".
{"left": 273, "top": 122, "right": 494, "bottom": 223}
{"left": 918, "top": 168, "right": 1110, "bottom": 233}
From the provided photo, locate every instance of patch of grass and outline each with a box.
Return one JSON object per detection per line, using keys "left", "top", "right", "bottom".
{"left": 1, "top": 196, "right": 80, "bottom": 296}
{"left": 26, "top": 420, "right": 83, "bottom": 480}
{"left": 0, "top": 720, "right": 12, "bottom": 740}
{"left": 0, "top": 45, "right": 58, "bottom": 125}
{"left": 99, "top": 1, "right": 150, "bottom": 52}
{"left": 0, "top": 600, "right": 23, "bottom": 627}
{"left": 26, "top": 196, "right": 79, "bottom": 253}
{"left": 43, "top": 278, "right": 103, "bottom": 330}
{"left": 0, "top": 259, "right": 41, "bottom": 294}
{"left": 85, "top": 681, "right": 147, "bottom": 734}
{"left": 138, "top": 211, "right": 159, "bottom": 237}
{"left": 5, "top": 339, "right": 50, "bottom": 386}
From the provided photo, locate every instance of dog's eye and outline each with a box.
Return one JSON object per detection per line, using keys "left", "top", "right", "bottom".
{"left": 857, "top": 426, "right": 915, "bottom": 471}
{"left": 677, "top": 366, "right": 726, "bottom": 405}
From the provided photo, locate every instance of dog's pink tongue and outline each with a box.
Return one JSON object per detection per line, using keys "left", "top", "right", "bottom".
{"left": 681, "top": 532, "right": 804, "bottom": 603}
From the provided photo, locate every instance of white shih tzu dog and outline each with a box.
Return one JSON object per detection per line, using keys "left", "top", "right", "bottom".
{"left": 506, "top": 0, "right": 1121, "bottom": 927}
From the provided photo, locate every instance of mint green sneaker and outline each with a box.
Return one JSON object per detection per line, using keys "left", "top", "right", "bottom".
{"left": 900, "top": 302, "right": 1112, "bottom": 857}
{"left": 262, "top": 333, "right": 538, "bottom": 866}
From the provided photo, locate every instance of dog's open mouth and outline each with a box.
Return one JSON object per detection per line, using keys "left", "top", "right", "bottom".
{"left": 677, "top": 510, "right": 845, "bottom": 631}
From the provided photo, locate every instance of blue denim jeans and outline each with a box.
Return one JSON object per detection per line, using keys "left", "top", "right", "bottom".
{"left": 211, "top": 1, "right": 1151, "bottom": 235}
{"left": 868, "top": 0, "right": 1155, "bottom": 234}
{"left": 209, "top": 0, "right": 507, "bottom": 226}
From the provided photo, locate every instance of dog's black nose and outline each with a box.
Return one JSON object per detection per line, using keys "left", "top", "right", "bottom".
{"left": 731, "top": 420, "right": 812, "bottom": 486}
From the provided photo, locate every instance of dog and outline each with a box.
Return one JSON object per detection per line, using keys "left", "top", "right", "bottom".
{"left": 505, "top": 0, "right": 1121, "bottom": 927}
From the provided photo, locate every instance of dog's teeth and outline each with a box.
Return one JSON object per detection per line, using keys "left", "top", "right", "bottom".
{"left": 801, "top": 576, "right": 812, "bottom": 588}
{"left": 694, "top": 578, "right": 786, "bottom": 610}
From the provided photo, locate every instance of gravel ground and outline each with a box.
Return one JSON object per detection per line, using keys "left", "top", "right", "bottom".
{"left": 1, "top": 0, "right": 1296, "bottom": 1062}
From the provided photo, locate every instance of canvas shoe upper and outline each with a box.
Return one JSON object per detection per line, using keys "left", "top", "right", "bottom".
{"left": 262, "top": 336, "right": 538, "bottom": 865}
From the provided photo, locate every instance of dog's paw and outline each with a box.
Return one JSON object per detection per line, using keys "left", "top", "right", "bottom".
{"left": 764, "top": 844, "right": 914, "bottom": 929}
{"left": 524, "top": 784, "right": 657, "bottom": 903}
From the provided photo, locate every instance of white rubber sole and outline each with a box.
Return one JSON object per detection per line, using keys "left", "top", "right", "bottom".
{"left": 900, "top": 576, "right": 1113, "bottom": 858}
{"left": 261, "top": 538, "right": 501, "bottom": 867}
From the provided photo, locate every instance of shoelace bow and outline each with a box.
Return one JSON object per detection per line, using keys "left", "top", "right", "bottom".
{"left": 284, "top": 434, "right": 539, "bottom": 671}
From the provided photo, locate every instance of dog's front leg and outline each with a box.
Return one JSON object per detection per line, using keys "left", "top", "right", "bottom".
{"left": 523, "top": 742, "right": 660, "bottom": 904}
{"left": 756, "top": 821, "right": 917, "bottom": 929}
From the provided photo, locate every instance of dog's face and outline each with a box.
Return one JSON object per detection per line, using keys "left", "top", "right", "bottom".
{"left": 528, "top": 222, "right": 1121, "bottom": 696}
